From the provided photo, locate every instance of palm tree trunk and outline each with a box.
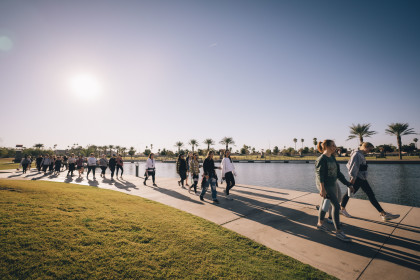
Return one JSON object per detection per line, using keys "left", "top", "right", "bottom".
{"left": 207, "top": 144, "right": 210, "bottom": 151}
{"left": 226, "top": 144, "right": 228, "bottom": 151}
{"left": 397, "top": 135, "right": 402, "bottom": 160}
{"left": 359, "top": 136, "right": 364, "bottom": 146}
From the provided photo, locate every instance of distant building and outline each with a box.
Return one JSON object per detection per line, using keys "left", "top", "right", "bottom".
{"left": 54, "top": 150, "right": 67, "bottom": 155}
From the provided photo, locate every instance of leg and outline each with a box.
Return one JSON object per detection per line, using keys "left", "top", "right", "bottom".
{"left": 151, "top": 172, "right": 155, "bottom": 184}
{"left": 200, "top": 179, "right": 209, "bottom": 198}
{"left": 225, "top": 172, "right": 235, "bottom": 195}
{"left": 360, "top": 179, "right": 384, "bottom": 213}
{"left": 120, "top": 166, "right": 123, "bottom": 176}
{"left": 92, "top": 166, "right": 96, "bottom": 177}
{"left": 210, "top": 178, "right": 218, "bottom": 201}
{"left": 341, "top": 179, "right": 362, "bottom": 209}
{"left": 87, "top": 166, "right": 91, "bottom": 177}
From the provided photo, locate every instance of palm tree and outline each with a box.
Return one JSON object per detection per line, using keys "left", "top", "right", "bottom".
{"left": 347, "top": 123, "right": 377, "bottom": 145}
{"left": 128, "top": 147, "right": 136, "bottom": 159}
{"left": 313, "top": 138, "right": 317, "bottom": 151}
{"left": 203, "top": 139, "right": 215, "bottom": 151}
{"left": 121, "top": 147, "right": 127, "bottom": 158}
{"left": 150, "top": 144, "right": 153, "bottom": 151}
{"left": 188, "top": 139, "right": 198, "bottom": 153}
{"left": 385, "top": 123, "right": 417, "bottom": 160}
{"left": 115, "top": 145, "right": 121, "bottom": 155}
{"left": 301, "top": 139, "right": 304, "bottom": 149}
{"left": 108, "top": 145, "right": 114, "bottom": 155}
{"left": 414, "top": 138, "right": 418, "bottom": 149}
{"left": 33, "top": 143, "right": 44, "bottom": 149}
{"left": 174, "top": 141, "right": 184, "bottom": 154}
{"left": 220, "top": 137, "right": 235, "bottom": 151}
{"left": 293, "top": 138, "right": 297, "bottom": 151}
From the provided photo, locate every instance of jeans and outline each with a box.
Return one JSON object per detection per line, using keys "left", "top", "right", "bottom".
{"left": 200, "top": 177, "right": 217, "bottom": 200}
{"left": 116, "top": 165, "right": 123, "bottom": 176}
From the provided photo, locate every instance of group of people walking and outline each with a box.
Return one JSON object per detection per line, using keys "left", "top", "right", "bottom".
{"left": 22, "top": 153, "right": 125, "bottom": 180}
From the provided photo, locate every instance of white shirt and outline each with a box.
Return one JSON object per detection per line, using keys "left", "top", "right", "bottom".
{"left": 221, "top": 157, "right": 235, "bottom": 177}
{"left": 87, "top": 157, "right": 97, "bottom": 166}
{"left": 145, "top": 158, "right": 155, "bottom": 170}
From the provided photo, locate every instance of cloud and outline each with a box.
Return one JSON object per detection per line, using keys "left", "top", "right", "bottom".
{"left": 209, "top": 43, "right": 218, "bottom": 48}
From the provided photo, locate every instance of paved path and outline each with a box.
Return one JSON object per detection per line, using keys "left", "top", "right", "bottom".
{"left": 1, "top": 169, "right": 419, "bottom": 280}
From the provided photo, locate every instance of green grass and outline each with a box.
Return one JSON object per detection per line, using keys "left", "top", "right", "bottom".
{"left": 0, "top": 179, "right": 335, "bottom": 280}
{"left": 0, "top": 158, "right": 18, "bottom": 170}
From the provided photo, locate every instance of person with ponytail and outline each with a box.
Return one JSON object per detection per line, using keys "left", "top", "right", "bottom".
{"left": 176, "top": 154, "right": 188, "bottom": 188}
{"left": 221, "top": 149, "right": 236, "bottom": 200}
{"left": 315, "top": 139, "right": 353, "bottom": 242}
{"left": 144, "top": 153, "right": 157, "bottom": 187}
{"left": 340, "top": 142, "right": 400, "bottom": 221}
{"left": 189, "top": 153, "right": 201, "bottom": 194}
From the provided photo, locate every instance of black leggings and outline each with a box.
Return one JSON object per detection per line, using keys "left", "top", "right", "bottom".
{"left": 116, "top": 165, "right": 123, "bottom": 176}
{"left": 341, "top": 178, "right": 384, "bottom": 213}
{"left": 110, "top": 166, "right": 116, "bottom": 178}
{"left": 22, "top": 164, "right": 28, "bottom": 173}
{"left": 192, "top": 174, "right": 199, "bottom": 192}
{"left": 144, "top": 171, "right": 155, "bottom": 184}
{"left": 179, "top": 171, "right": 186, "bottom": 186}
{"left": 100, "top": 166, "right": 107, "bottom": 175}
{"left": 67, "top": 163, "right": 75, "bottom": 176}
{"left": 225, "top": 171, "right": 235, "bottom": 195}
{"left": 87, "top": 166, "right": 96, "bottom": 177}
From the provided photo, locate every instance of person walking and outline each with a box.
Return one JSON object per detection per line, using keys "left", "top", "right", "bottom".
{"left": 221, "top": 150, "right": 236, "bottom": 200}
{"left": 54, "top": 156, "right": 62, "bottom": 175}
{"left": 340, "top": 142, "right": 400, "bottom": 221}
{"left": 67, "top": 153, "right": 76, "bottom": 176}
{"left": 49, "top": 156, "right": 55, "bottom": 173}
{"left": 176, "top": 154, "right": 187, "bottom": 188}
{"left": 20, "top": 155, "right": 30, "bottom": 174}
{"left": 86, "top": 153, "right": 97, "bottom": 180}
{"left": 144, "top": 153, "right": 157, "bottom": 187}
{"left": 116, "top": 154, "right": 124, "bottom": 179}
{"left": 109, "top": 154, "right": 117, "bottom": 180}
{"left": 200, "top": 151, "right": 221, "bottom": 204}
{"left": 27, "top": 156, "right": 32, "bottom": 172}
{"left": 62, "top": 155, "right": 68, "bottom": 171}
{"left": 41, "top": 155, "right": 51, "bottom": 175}
{"left": 76, "top": 155, "right": 84, "bottom": 177}
{"left": 315, "top": 139, "right": 353, "bottom": 242}
{"left": 185, "top": 152, "right": 192, "bottom": 187}
{"left": 189, "top": 153, "right": 201, "bottom": 194}
{"left": 36, "top": 155, "right": 43, "bottom": 172}
{"left": 99, "top": 154, "right": 108, "bottom": 178}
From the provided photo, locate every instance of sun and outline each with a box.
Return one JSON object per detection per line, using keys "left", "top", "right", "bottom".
{"left": 69, "top": 73, "right": 101, "bottom": 100}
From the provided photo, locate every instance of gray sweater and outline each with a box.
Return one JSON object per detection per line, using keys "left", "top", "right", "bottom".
{"left": 347, "top": 150, "right": 368, "bottom": 181}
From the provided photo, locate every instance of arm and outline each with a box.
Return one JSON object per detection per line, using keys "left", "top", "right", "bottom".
{"left": 337, "top": 161, "right": 351, "bottom": 186}
{"left": 315, "top": 157, "right": 327, "bottom": 198}
{"left": 221, "top": 158, "right": 226, "bottom": 178}
{"left": 347, "top": 153, "right": 361, "bottom": 184}
{"left": 176, "top": 160, "right": 180, "bottom": 174}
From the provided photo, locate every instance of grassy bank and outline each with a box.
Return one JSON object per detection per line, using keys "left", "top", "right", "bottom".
{"left": 0, "top": 179, "right": 335, "bottom": 279}
{"left": 0, "top": 158, "right": 18, "bottom": 170}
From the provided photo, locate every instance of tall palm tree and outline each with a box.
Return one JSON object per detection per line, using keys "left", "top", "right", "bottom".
{"left": 150, "top": 144, "right": 153, "bottom": 151}
{"left": 174, "top": 141, "right": 184, "bottom": 154}
{"left": 413, "top": 138, "right": 418, "bottom": 149}
{"left": 108, "top": 145, "right": 114, "bottom": 155}
{"left": 203, "top": 138, "right": 215, "bottom": 151}
{"left": 121, "top": 147, "right": 127, "bottom": 158}
{"left": 347, "top": 123, "right": 377, "bottom": 145}
{"left": 220, "top": 137, "right": 235, "bottom": 151}
{"left": 301, "top": 139, "right": 304, "bottom": 149}
{"left": 128, "top": 147, "right": 136, "bottom": 159}
{"left": 188, "top": 139, "right": 198, "bottom": 153}
{"left": 115, "top": 145, "right": 121, "bottom": 155}
{"left": 385, "top": 123, "right": 417, "bottom": 160}
{"left": 293, "top": 138, "right": 297, "bottom": 151}
{"left": 313, "top": 138, "right": 318, "bottom": 151}
{"left": 33, "top": 143, "right": 44, "bottom": 149}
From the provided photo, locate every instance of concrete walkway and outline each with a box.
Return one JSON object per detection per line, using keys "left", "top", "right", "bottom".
{"left": 1, "top": 168, "right": 419, "bottom": 280}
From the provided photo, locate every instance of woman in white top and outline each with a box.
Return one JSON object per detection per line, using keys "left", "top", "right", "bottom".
{"left": 221, "top": 150, "right": 236, "bottom": 200}
{"left": 144, "top": 153, "right": 157, "bottom": 187}
{"left": 67, "top": 153, "right": 76, "bottom": 177}
{"left": 86, "top": 153, "right": 97, "bottom": 180}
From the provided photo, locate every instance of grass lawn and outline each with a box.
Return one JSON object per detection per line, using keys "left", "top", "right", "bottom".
{"left": 0, "top": 158, "right": 18, "bottom": 170}
{"left": 0, "top": 179, "right": 335, "bottom": 280}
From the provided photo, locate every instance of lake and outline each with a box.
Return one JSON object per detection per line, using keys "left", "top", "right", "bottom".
{"left": 122, "top": 162, "right": 420, "bottom": 207}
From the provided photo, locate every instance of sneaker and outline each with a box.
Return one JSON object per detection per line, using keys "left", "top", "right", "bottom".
{"left": 381, "top": 212, "right": 400, "bottom": 221}
{"left": 153, "top": 184, "right": 158, "bottom": 187}
{"left": 188, "top": 186, "right": 192, "bottom": 193}
{"left": 143, "top": 181, "right": 146, "bottom": 185}
{"left": 200, "top": 196, "right": 204, "bottom": 201}
{"left": 316, "top": 205, "right": 320, "bottom": 210}
{"left": 120, "top": 176, "right": 123, "bottom": 180}
{"left": 93, "top": 176, "right": 96, "bottom": 180}
{"left": 178, "top": 181, "right": 181, "bottom": 186}
{"left": 340, "top": 209, "right": 352, "bottom": 218}
{"left": 225, "top": 194, "right": 233, "bottom": 200}
{"left": 316, "top": 224, "right": 329, "bottom": 232}
{"left": 213, "top": 199, "right": 220, "bottom": 204}
{"left": 181, "top": 186, "right": 186, "bottom": 189}
{"left": 336, "top": 231, "right": 352, "bottom": 242}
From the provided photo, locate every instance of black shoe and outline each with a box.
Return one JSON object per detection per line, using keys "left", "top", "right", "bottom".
{"left": 213, "top": 199, "right": 220, "bottom": 204}
{"left": 200, "top": 196, "right": 204, "bottom": 201}
{"left": 153, "top": 184, "right": 157, "bottom": 187}
{"left": 143, "top": 181, "right": 146, "bottom": 186}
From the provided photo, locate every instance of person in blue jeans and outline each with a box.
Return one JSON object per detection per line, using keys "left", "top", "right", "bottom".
{"left": 200, "top": 151, "right": 221, "bottom": 204}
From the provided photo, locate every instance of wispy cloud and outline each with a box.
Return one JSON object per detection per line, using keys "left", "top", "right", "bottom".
{"left": 209, "top": 43, "right": 218, "bottom": 48}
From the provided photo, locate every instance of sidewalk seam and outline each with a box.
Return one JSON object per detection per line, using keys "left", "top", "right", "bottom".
{"left": 220, "top": 192, "right": 311, "bottom": 226}
{"left": 356, "top": 207, "right": 414, "bottom": 280}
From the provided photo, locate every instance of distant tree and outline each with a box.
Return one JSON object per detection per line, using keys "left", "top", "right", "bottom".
{"left": 144, "top": 149, "right": 151, "bottom": 156}
{"left": 188, "top": 139, "right": 198, "bottom": 153}
{"left": 128, "top": 147, "right": 136, "bottom": 159}
{"left": 273, "top": 146, "right": 279, "bottom": 155}
{"left": 115, "top": 145, "right": 121, "bottom": 155}
{"left": 386, "top": 123, "right": 417, "bottom": 159}
{"left": 150, "top": 144, "right": 153, "bottom": 151}
{"left": 203, "top": 139, "right": 215, "bottom": 151}
{"left": 301, "top": 139, "right": 304, "bottom": 149}
{"left": 313, "top": 138, "right": 317, "bottom": 151}
{"left": 240, "top": 145, "right": 250, "bottom": 155}
{"left": 252, "top": 147, "right": 256, "bottom": 154}
{"left": 414, "top": 138, "right": 418, "bottom": 149}
{"left": 401, "top": 144, "right": 416, "bottom": 153}
{"left": 160, "top": 148, "right": 167, "bottom": 156}
{"left": 293, "top": 138, "right": 297, "bottom": 151}
{"left": 175, "top": 141, "right": 184, "bottom": 154}
{"left": 265, "top": 149, "right": 272, "bottom": 155}
{"left": 108, "top": 145, "right": 114, "bottom": 155}
{"left": 220, "top": 137, "right": 235, "bottom": 151}
{"left": 347, "top": 123, "right": 377, "bottom": 145}
{"left": 34, "top": 143, "right": 44, "bottom": 149}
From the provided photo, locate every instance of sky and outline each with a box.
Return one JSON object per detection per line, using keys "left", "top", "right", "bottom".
{"left": 0, "top": 0, "right": 419, "bottom": 152}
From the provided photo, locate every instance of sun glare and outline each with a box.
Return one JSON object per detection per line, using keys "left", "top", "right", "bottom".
{"left": 69, "top": 73, "right": 101, "bottom": 100}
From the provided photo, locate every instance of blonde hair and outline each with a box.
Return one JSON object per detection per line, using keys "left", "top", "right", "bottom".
{"left": 361, "top": 142, "right": 374, "bottom": 149}
{"left": 317, "top": 139, "right": 334, "bottom": 153}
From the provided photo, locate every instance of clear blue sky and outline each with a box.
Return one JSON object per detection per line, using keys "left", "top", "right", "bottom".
{"left": 1, "top": 0, "right": 419, "bottom": 152}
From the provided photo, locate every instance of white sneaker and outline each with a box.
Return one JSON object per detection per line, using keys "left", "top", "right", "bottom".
{"left": 340, "top": 209, "right": 352, "bottom": 218}
{"left": 381, "top": 212, "right": 400, "bottom": 221}
{"left": 226, "top": 194, "right": 233, "bottom": 200}
{"left": 336, "top": 231, "right": 351, "bottom": 242}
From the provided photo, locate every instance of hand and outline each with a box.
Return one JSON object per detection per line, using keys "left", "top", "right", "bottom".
{"left": 319, "top": 188, "right": 327, "bottom": 198}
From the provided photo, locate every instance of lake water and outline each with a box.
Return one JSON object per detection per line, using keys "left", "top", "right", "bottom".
{"left": 122, "top": 162, "right": 420, "bottom": 207}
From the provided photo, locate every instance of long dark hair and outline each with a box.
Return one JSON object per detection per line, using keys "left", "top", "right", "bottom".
{"left": 177, "top": 154, "right": 184, "bottom": 163}
{"left": 149, "top": 153, "right": 154, "bottom": 159}
{"left": 224, "top": 150, "right": 232, "bottom": 163}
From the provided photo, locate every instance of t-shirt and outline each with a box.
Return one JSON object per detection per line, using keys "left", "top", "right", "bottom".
{"left": 315, "top": 154, "right": 349, "bottom": 189}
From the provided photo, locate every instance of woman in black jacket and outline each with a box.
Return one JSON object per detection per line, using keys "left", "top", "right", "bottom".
{"left": 176, "top": 154, "right": 187, "bottom": 188}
